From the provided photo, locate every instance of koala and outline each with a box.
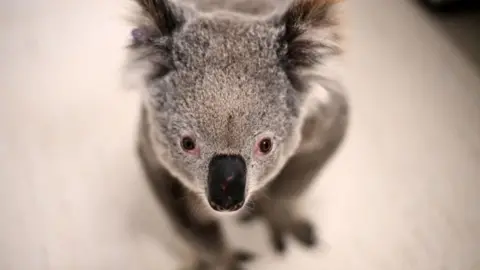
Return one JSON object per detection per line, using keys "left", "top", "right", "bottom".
{"left": 126, "top": 0, "right": 349, "bottom": 269}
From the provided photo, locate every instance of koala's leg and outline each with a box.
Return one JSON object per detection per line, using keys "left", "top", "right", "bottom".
{"left": 245, "top": 141, "right": 342, "bottom": 254}
{"left": 241, "top": 104, "right": 349, "bottom": 254}
{"left": 137, "top": 109, "right": 254, "bottom": 270}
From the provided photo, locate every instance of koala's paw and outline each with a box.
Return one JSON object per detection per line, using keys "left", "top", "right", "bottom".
{"left": 268, "top": 219, "right": 319, "bottom": 255}
{"left": 236, "top": 203, "right": 319, "bottom": 255}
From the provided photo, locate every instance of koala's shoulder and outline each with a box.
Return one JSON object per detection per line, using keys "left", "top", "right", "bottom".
{"left": 296, "top": 76, "right": 349, "bottom": 154}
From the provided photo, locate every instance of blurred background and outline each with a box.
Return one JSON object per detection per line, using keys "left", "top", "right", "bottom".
{"left": 0, "top": 0, "right": 479, "bottom": 269}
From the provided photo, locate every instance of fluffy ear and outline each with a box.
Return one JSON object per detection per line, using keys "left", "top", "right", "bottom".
{"left": 131, "top": 0, "right": 186, "bottom": 43}
{"left": 276, "top": 0, "right": 344, "bottom": 87}
{"left": 127, "top": 0, "right": 191, "bottom": 80}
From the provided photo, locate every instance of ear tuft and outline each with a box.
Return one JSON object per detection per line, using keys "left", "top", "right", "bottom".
{"left": 133, "top": 0, "right": 185, "bottom": 37}
{"left": 278, "top": 0, "right": 343, "bottom": 75}
{"left": 283, "top": 0, "right": 342, "bottom": 29}
{"left": 126, "top": 0, "right": 189, "bottom": 81}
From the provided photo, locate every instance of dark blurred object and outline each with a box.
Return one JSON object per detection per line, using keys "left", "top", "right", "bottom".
{"left": 415, "top": 0, "right": 480, "bottom": 74}
{"left": 420, "top": 0, "right": 480, "bottom": 12}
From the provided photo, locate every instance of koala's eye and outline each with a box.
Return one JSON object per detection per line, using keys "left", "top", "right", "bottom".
{"left": 258, "top": 138, "right": 273, "bottom": 154}
{"left": 181, "top": 136, "right": 196, "bottom": 152}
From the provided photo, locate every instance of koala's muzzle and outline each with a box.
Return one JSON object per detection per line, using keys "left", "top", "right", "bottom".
{"left": 207, "top": 154, "right": 247, "bottom": 212}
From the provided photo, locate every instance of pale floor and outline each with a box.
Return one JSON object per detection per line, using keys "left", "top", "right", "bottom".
{"left": 1, "top": 0, "right": 480, "bottom": 269}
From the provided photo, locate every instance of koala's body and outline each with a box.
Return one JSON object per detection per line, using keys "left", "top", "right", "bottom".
{"left": 127, "top": 0, "right": 349, "bottom": 269}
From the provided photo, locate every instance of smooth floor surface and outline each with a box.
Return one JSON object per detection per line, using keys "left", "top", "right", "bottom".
{"left": 1, "top": 0, "right": 479, "bottom": 269}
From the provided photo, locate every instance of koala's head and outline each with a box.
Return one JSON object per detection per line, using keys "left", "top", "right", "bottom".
{"left": 128, "top": 0, "right": 342, "bottom": 213}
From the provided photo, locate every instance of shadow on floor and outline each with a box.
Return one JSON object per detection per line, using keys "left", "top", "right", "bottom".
{"left": 411, "top": 0, "right": 480, "bottom": 74}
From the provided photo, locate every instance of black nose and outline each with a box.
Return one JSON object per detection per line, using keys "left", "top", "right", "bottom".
{"left": 207, "top": 154, "right": 247, "bottom": 212}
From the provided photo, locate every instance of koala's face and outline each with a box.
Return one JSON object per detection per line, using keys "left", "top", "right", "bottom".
{"left": 129, "top": 0, "right": 341, "bottom": 213}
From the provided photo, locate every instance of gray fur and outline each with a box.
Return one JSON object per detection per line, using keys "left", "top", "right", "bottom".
{"left": 127, "top": 0, "right": 348, "bottom": 268}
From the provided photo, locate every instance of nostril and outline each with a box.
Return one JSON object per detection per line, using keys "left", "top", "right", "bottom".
{"left": 209, "top": 198, "right": 244, "bottom": 212}
{"left": 209, "top": 201, "right": 224, "bottom": 211}
{"left": 209, "top": 191, "right": 244, "bottom": 210}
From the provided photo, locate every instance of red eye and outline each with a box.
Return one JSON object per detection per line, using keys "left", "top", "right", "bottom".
{"left": 258, "top": 138, "right": 273, "bottom": 154}
{"left": 181, "top": 136, "right": 196, "bottom": 152}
